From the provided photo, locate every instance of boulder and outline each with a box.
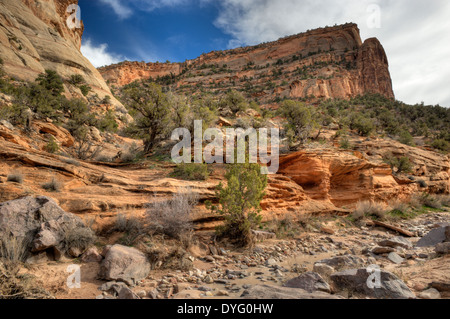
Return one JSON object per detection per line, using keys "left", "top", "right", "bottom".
{"left": 416, "top": 225, "right": 450, "bottom": 247}
{"left": 241, "top": 285, "right": 343, "bottom": 299}
{"left": 418, "top": 288, "right": 441, "bottom": 299}
{"left": 330, "top": 268, "right": 415, "bottom": 299}
{"left": 99, "top": 244, "right": 150, "bottom": 286}
{"left": 283, "top": 272, "right": 331, "bottom": 293}
{"left": 118, "top": 287, "right": 140, "bottom": 299}
{"left": 0, "top": 196, "right": 92, "bottom": 260}
{"left": 378, "top": 236, "right": 413, "bottom": 249}
{"left": 435, "top": 242, "right": 450, "bottom": 255}
{"left": 314, "top": 255, "right": 365, "bottom": 272}
{"left": 313, "top": 263, "right": 335, "bottom": 277}
{"left": 81, "top": 247, "right": 103, "bottom": 263}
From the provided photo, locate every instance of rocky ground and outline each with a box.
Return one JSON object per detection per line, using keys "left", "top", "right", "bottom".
{"left": 9, "top": 201, "right": 448, "bottom": 300}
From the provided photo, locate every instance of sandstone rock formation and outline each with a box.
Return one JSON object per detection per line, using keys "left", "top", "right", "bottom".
{"left": 99, "top": 23, "right": 394, "bottom": 103}
{"left": 0, "top": 0, "right": 124, "bottom": 112}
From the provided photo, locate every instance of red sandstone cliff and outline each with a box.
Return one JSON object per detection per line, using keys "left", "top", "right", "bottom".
{"left": 99, "top": 23, "right": 394, "bottom": 102}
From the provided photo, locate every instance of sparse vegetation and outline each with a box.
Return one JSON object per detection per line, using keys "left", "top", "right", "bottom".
{"left": 146, "top": 188, "right": 197, "bottom": 240}
{"left": 207, "top": 162, "right": 267, "bottom": 247}
{"left": 7, "top": 172, "right": 23, "bottom": 184}
{"left": 170, "top": 163, "right": 210, "bottom": 181}
{"left": 42, "top": 178, "right": 63, "bottom": 192}
{"left": 352, "top": 201, "right": 388, "bottom": 221}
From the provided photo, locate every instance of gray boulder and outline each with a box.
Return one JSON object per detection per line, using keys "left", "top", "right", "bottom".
{"left": 0, "top": 196, "right": 93, "bottom": 260}
{"left": 416, "top": 225, "right": 450, "bottom": 247}
{"left": 284, "top": 272, "right": 331, "bottom": 293}
{"left": 330, "top": 268, "right": 415, "bottom": 299}
{"left": 99, "top": 244, "right": 150, "bottom": 286}
{"left": 241, "top": 284, "right": 343, "bottom": 299}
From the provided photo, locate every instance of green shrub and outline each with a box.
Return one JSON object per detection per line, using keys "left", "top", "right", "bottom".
{"left": 398, "top": 130, "right": 414, "bottom": 146}
{"left": 384, "top": 155, "right": 412, "bottom": 175}
{"left": 207, "top": 162, "right": 267, "bottom": 247}
{"left": 170, "top": 163, "right": 210, "bottom": 181}
{"left": 279, "top": 100, "right": 318, "bottom": 144}
{"left": 79, "top": 84, "right": 91, "bottom": 96}
{"left": 45, "top": 136, "right": 59, "bottom": 154}
{"left": 36, "top": 70, "right": 64, "bottom": 96}
{"left": 431, "top": 139, "right": 450, "bottom": 152}
{"left": 69, "top": 74, "right": 85, "bottom": 85}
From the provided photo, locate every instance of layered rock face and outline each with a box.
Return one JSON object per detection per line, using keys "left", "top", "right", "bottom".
{"left": 99, "top": 23, "right": 394, "bottom": 102}
{"left": 0, "top": 0, "right": 123, "bottom": 111}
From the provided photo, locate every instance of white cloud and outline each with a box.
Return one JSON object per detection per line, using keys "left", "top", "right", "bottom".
{"left": 99, "top": 0, "right": 189, "bottom": 19}
{"left": 99, "top": 0, "right": 133, "bottom": 19}
{"left": 81, "top": 39, "right": 125, "bottom": 68}
{"left": 212, "top": 0, "right": 450, "bottom": 106}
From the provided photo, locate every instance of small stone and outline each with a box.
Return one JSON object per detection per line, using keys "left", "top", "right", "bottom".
{"left": 387, "top": 252, "right": 404, "bottom": 264}
{"left": 205, "top": 256, "right": 215, "bottom": 263}
{"left": 216, "top": 290, "right": 229, "bottom": 296}
{"left": 418, "top": 288, "right": 441, "bottom": 299}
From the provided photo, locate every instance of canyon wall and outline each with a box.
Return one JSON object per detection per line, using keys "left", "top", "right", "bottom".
{"left": 99, "top": 23, "right": 394, "bottom": 103}
{"left": 0, "top": 0, "right": 124, "bottom": 111}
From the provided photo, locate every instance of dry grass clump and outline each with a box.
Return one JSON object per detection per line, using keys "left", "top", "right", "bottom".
{"left": 7, "top": 171, "right": 23, "bottom": 184}
{"left": 409, "top": 193, "right": 443, "bottom": 210}
{"left": 42, "top": 178, "right": 64, "bottom": 192}
{"left": 114, "top": 213, "right": 145, "bottom": 246}
{"left": 352, "top": 201, "right": 388, "bottom": 221}
{"left": 63, "top": 226, "right": 96, "bottom": 253}
{"left": 0, "top": 233, "right": 52, "bottom": 299}
{"left": 146, "top": 188, "right": 197, "bottom": 240}
{"left": 0, "top": 261, "right": 53, "bottom": 299}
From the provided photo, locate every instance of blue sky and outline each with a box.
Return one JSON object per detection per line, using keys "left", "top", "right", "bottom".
{"left": 79, "top": 0, "right": 450, "bottom": 107}
{"left": 79, "top": 0, "right": 231, "bottom": 63}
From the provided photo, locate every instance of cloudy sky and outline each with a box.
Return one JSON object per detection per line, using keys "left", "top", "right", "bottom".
{"left": 79, "top": 0, "right": 450, "bottom": 107}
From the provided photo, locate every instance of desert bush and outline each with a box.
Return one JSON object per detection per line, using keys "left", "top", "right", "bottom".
{"left": 63, "top": 226, "right": 96, "bottom": 253}
{"left": 115, "top": 214, "right": 144, "bottom": 246}
{"left": 384, "top": 155, "right": 412, "bottom": 175}
{"left": 146, "top": 188, "right": 197, "bottom": 240}
{"left": 220, "top": 90, "right": 248, "bottom": 114}
{"left": 79, "top": 84, "right": 91, "bottom": 96}
{"left": 431, "top": 139, "right": 450, "bottom": 152}
{"left": 352, "top": 201, "right": 387, "bottom": 221}
{"left": 408, "top": 193, "right": 444, "bottom": 210}
{"left": 69, "top": 74, "right": 85, "bottom": 85}
{"left": 42, "top": 178, "right": 63, "bottom": 192}
{"left": 279, "top": 100, "right": 318, "bottom": 144}
{"left": 386, "top": 200, "right": 414, "bottom": 219}
{"left": 170, "top": 163, "right": 210, "bottom": 181}
{"left": 340, "top": 136, "right": 352, "bottom": 150}
{"left": 0, "top": 233, "right": 30, "bottom": 265}
{"left": 7, "top": 172, "right": 23, "bottom": 184}
{"left": 45, "top": 136, "right": 59, "bottom": 154}
{"left": 207, "top": 162, "right": 267, "bottom": 247}
{"left": 0, "top": 261, "right": 52, "bottom": 299}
